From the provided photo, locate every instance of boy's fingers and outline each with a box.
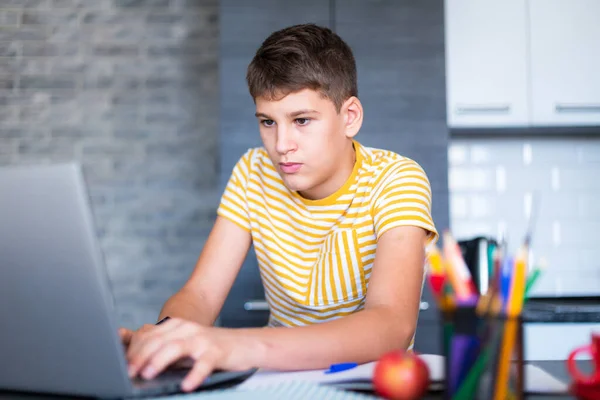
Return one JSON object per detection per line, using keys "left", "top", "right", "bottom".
{"left": 127, "top": 322, "right": 191, "bottom": 378}
{"left": 181, "top": 356, "right": 216, "bottom": 392}
{"left": 128, "top": 319, "right": 185, "bottom": 362}
{"left": 119, "top": 328, "right": 133, "bottom": 345}
{"left": 139, "top": 340, "right": 190, "bottom": 380}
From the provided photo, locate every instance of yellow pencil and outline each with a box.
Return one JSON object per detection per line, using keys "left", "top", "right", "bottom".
{"left": 508, "top": 248, "right": 528, "bottom": 317}
{"left": 493, "top": 318, "right": 519, "bottom": 400}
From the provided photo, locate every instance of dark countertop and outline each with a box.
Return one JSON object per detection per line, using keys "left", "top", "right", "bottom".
{"left": 523, "top": 297, "right": 600, "bottom": 323}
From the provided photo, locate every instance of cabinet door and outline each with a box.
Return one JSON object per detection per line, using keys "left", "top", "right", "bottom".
{"left": 445, "top": 0, "right": 529, "bottom": 127}
{"left": 529, "top": 0, "right": 600, "bottom": 126}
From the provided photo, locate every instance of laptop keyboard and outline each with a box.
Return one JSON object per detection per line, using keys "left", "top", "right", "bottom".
{"left": 130, "top": 369, "right": 188, "bottom": 397}
{"left": 128, "top": 368, "right": 255, "bottom": 398}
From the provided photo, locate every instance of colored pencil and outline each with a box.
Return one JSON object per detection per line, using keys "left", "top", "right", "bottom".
{"left": 428, "top": 274, "right": 446, "bottom": 299}
{"left": 507, "top": 249, "right": 528, "bottom": 317}
{"left": 524, "top": 259, "right": 547, "bottom": 300}
{"left": 443, "top": 231, "right": 477, "bottom": 300}
{"left": 493, "top": 246, "right": 529, "bottom": 399}
{"left": 499, "top": 256, "right": 514, "bottom": 312}
{"left": 493, "top": 318, "right": 519, "bottom": 400}
{"left": 428, "top": 245, "right": 445, "bottom": 275}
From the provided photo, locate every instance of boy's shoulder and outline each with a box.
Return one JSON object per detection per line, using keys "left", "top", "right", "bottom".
{"left": 230, "top": 147, "right": 272, "bottom": 179}
{"left": 238, "top": 146, "right": 271, "bottom": 167}
{"left": 358, "top": 142, "right": 426, "bottom": 178}
{"left": 360, "top": 143, "right": 408, "bottom": 166}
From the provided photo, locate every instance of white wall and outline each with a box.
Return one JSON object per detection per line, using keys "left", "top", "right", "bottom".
{"left": 449, "top": 137, "right": 600, "bottom": 296}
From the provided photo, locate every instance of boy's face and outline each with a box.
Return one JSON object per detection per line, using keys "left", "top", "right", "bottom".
{"left": 255, "top": 88, "right": 362, "bottom": 200}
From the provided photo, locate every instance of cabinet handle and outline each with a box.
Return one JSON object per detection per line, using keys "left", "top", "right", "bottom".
{"left": 555, "top": 103, "right": 600, "bottom": 113}
{"left": 420, "top": 301, "right": 430, "bottom": 311}
{"left": 455, "top": 104, "right": 510, "bottom": 115}
{"left": 244, "top": 300, "right": 269, "bottom": 311}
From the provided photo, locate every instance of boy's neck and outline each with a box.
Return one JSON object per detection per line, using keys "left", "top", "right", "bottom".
{"left": 298, "top": 141, "right": 358, "bottom": 201}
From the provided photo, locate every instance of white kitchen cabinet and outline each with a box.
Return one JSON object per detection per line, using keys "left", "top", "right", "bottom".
{"left": 529, "top": 0, "right": 600, "bottom": 126}
{"left": 445, "top": 0, "right": 529, "bottom": 128}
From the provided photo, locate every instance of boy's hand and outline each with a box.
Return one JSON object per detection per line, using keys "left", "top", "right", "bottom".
{"left": 118, "top": 324, "right": 156, "bottom": 347}
{"left": 125, "top": 318, "right": 260, "bottom": 392}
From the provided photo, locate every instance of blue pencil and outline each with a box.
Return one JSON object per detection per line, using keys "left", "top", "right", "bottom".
{"left": 500, "top": 256, "right": 514, "bottom": 313}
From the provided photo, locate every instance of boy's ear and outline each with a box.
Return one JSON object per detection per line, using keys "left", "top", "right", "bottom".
{"left": 342, "top": 96, "right": 363, "bottom": 139}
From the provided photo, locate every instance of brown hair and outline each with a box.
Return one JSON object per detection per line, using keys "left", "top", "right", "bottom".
{"left": 246, "top": 23, "right": 358, "bottom": 112}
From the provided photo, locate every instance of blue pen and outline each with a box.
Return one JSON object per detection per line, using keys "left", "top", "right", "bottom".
{"left": 325, "top": 362, "right": 358, "bottom": 374}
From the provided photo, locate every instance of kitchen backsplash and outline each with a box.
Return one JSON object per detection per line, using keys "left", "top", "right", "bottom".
{"left": 449, "top": 137, "right": 600, "bottom": 297}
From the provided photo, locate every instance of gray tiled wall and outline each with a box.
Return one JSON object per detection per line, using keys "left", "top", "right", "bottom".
{"left": 0, "top": 0, "right": 219, "bottom": 329}
{"left": 449, "top": 137, "right": 600, "bottom": 297}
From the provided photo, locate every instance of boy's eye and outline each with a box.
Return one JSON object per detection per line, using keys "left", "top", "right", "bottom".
{"left": 261, "top": 119, "right": 275, "bottom": 127}
{"left": 295, "top": 118, "right": 310, "bottom": 126}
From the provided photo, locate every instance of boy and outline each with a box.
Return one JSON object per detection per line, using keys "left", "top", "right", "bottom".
{"left": 121, "top": 23, "right": 438, "bottom": 392}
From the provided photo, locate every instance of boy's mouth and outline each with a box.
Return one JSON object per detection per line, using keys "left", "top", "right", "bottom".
{"left": 279, "top": 162, "right": 302, "bottom": 174}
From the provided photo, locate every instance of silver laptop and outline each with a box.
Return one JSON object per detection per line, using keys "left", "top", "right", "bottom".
{"left": 0, "top": 163, "right": 254, "bottom": 399}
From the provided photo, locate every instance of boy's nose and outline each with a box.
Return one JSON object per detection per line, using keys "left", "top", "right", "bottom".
{"left": 275, "top": 129, "right": 296, "bottom": 155}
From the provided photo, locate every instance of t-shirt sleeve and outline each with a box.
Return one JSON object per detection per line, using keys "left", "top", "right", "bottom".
{"left": 372, "top": 160, "right": 439, "bottom": 246}
{"left": 216, "top": 150, "right": 253, "bottom": 232}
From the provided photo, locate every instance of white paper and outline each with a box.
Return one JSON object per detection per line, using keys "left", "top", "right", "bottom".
{"left": 236, "top": 354, "right": 444, "bottom": 390}
{"left": 236, "top": 354, "right": 568, "bottom": 394}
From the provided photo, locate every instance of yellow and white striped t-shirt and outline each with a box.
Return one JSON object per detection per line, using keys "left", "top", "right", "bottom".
{"left": 217, "top": 140, "right": 438, "bottom": 328}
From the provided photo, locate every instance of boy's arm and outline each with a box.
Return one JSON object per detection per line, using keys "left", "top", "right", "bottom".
{"left": 125, "top": 225, "right": 427, "bottom": 391}
{"left": 157, "top": 216, "right": 252, "bottom": 326}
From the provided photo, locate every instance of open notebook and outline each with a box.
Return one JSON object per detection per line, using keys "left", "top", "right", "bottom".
{"left": 236, "top": 354, "right": 568, "bottom": 394}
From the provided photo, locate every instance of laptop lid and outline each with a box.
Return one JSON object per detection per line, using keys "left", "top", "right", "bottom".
{"left": 0, "top": 163, "right": 133, "bottom": 398}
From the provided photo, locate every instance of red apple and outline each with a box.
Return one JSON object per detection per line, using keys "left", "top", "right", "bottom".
{"left": 373, "top": 350, "right": 430, "bottom": 400}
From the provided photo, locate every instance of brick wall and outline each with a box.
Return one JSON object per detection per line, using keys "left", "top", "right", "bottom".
{"left": 0, "top": 0, "right": 219, "bottom": 329}
{"left": 449, "top": 137, "right": 600, "bottom": 297}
